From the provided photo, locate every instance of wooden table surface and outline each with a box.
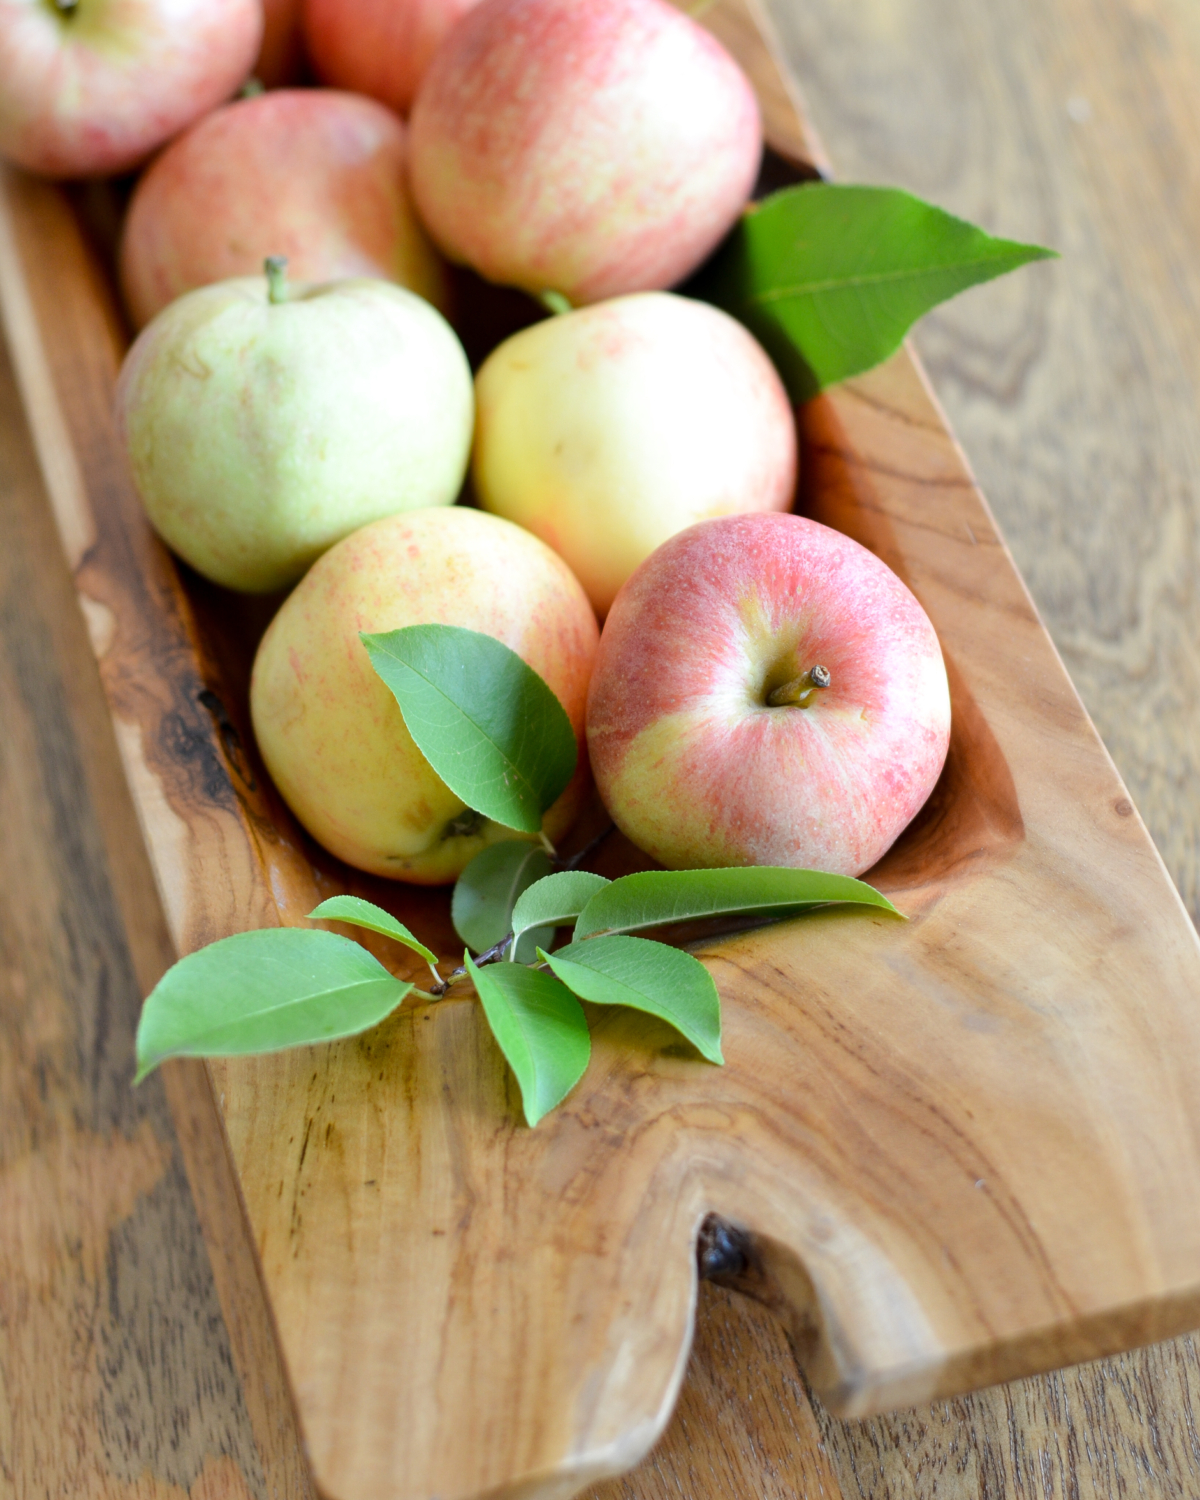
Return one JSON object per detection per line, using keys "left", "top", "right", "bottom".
{"left": 5, "top": 0, "right": 1200, "bottom": 1494}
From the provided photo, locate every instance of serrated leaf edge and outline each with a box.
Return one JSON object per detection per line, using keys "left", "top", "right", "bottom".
{"left": 309, "top": 896, "right": 441, "bottom": 973}
{"left": 465, "top": 951, "right": 591, "bottom": 1126}
{"left": 539, "top": 938, "right": 724, "bottom": 1066}
{"left": 135, "top": 972, "right": 413, "bottom": 1083}
{"left": 360, "top": 627, "right": 573, "bottom": 835}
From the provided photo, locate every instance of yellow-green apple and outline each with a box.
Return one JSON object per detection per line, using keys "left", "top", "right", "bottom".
{"left": 473, "top": 292, "right": 796, "bottom": 616}
{"left": 115, "top": 264, "right": 473, "bottom": 592}
{"left": 120, "top": 88, "right": 446, "bottom": 331}
{"left": 0, "top": 0, "right": 261, "bottom": 178}
{"left": 250, "top": 507, "right": 599, "bottom": 882}
{"left": 408, "top": 0, "right": 761, "bottom": 305}
{"left": 587, "top": 513, "right": 952, "bottom": 874}
{"left": 303, "top": 0, "right": 482, "bottom": 116}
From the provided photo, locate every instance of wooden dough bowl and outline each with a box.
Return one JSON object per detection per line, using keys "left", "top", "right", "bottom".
{"left": 2, "top": 3, "right": 1199, "bottom": 1497}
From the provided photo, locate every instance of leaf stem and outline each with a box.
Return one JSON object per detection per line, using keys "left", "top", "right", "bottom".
{"left": 453, "top": 824, "right": 618, "bottom": 975}
{"left": 418, "top": 967, "right": 475, "bottom": 1000}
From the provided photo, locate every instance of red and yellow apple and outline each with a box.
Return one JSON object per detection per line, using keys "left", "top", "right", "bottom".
{"left": 408, "top": 0, "right": 761, "bottom": 305}
{"left": 473, "top": 292, "right": 797, "bottom": 616}
{"left": 120, "top": 88, "right": 446, "bottom": 330}
{"left": 116, "top": 267, "right": 473, "bottom": 592}
{"left": 587, "top": 513, "right": 952, "bottom": 874}
{"left": 303, "top": 0, "right": 482, "bottom": 116}
{"left": 0, "top": 0, "right": 261, "bottom": 178}
{"left": 250, "top": 507, "right": 599, "bottom": 883}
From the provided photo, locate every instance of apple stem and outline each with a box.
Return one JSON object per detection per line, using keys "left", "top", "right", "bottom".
{"left": 767, "top": 664, "right": 831, "bottom": 708}
{"left": 264, "top": 256, "right": 289, "bottom": 305}
{"left": 538, "top": 290, "right": 573, "bottom": 317}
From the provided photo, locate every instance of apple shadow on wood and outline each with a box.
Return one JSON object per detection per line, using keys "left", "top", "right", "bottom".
{"left": 796, "top": 395, "right": 1027, "bottom": 909}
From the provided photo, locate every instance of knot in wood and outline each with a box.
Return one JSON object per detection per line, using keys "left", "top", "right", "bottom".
{"left": 697, "top": 1215, "right": 750, "bottom": 1280}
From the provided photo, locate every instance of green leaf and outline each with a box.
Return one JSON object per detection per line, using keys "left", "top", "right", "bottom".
{"left": 573, "top": 867, "right": 898, "bottom": 941}
{"left": 361, "top": 624, "right": 577, "bottom": 834}
{"left": 135, "top": 928, "right": 412, "bottom": 1082}
{"left": 465, "top": 953, "right": 591, "bottom": 1125}
{"left": 309, "top": 895, "right": 440, "bottom": 970}
{"left": 510, "top": 871, "right": 611, "bottom": 958}
{"left": 541, "top": 935, "right": 723, "bottom": 1065}
{"left": 452, "top": 839, "right": 554, "bottom": 963}
{"left": 693, "top": 183, "right": 1057, "bottom": 400}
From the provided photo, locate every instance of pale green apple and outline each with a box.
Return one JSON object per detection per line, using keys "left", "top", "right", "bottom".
{"left": 115, "top": 265, "right": 474, "bottom": 592}
{"left": 472, "top": 292, "right": 797, "bottom": 616}
{"left": 249, "top": 506, "right": 599, "bottom": 883}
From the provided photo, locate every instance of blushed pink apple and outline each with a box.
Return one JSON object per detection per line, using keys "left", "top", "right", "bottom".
{"left": 408, "top": 0, "right": 762, "bottom": 305}
{"left": 473, "top": 292, "right": 797, "bottom": 616}
{"left": 303, "top": 0, "right": 481, "bottom": 116}
{"left": 120, "top": 88, "right": 447, "bottom": 330}
{"left": 0, "top": 0, "right": 261, "bottom": 178}
{"left": 587, "top": 513, "right": 952, "bottom": 874}
{"left": 250, "top": 507, "right": 599, "bottom": 883}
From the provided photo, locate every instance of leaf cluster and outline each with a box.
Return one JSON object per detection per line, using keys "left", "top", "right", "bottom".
{"left": 137, "top": 866, "right": 896, "bottom": 1123}
{"left": 135, "top": 625, "right": 899, "bottom": 1123}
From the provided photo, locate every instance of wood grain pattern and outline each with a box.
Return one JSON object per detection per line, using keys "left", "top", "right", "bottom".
{"left": 7, "top": 2, "right": 1200, "bottom": 1500}
{"left": 0, "top": 321, "right": 271, "bottom": 1500}
{"left": 586, "top": 1281, "right": 845, "bottom": 1500}
{"left": 730, "top": 0, "right": 1200, "bottom": 1493}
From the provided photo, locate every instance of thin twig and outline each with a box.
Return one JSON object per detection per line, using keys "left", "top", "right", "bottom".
{"left": 445, "top": 932, "right": 509, "bottom": 983}
{"left": 563, "top": 821, "right": 616, "bottom": 870}
{"left": 447, "top": 823, "right": 617, "bottom": 982}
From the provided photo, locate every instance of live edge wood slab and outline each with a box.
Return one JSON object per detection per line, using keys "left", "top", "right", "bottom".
{"left": 2, "top": 1, "right": 1200, "bottom": 1496}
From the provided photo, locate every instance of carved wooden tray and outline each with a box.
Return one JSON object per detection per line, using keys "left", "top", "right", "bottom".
{"left": 4, "top": 3, "right": 1200, "bottom": 1497}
